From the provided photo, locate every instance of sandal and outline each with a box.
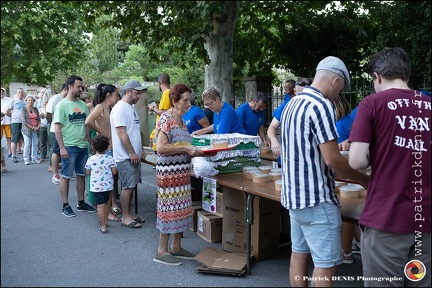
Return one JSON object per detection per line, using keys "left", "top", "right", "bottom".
{"left": 121, "top": 221, "right": 142, "bottom": 229}
{"left": 134, "top": 216, "right": 146, "bottom": 224}
{"left": 108, "top": 215, "right": 121, "bottom": 222}
{"left": 111, "top": 207, "right": 122, "bottom": 215}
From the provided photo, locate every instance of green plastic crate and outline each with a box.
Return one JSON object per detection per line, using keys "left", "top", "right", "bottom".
{"left": 192, "top": 138, "right": 211, "bottom": 146}
{"left": 214, "top": 157, "right": 261, "bottom": 174}
{"left": 232, "top": 142, "right": 259, "bottom": 150}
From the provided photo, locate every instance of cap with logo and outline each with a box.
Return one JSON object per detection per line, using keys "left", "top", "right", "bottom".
{"left": 316, "top": 56, "right": 351, "bottom": 91}
{"left": 124, "top": 80, "right": 147, "bottom": 91}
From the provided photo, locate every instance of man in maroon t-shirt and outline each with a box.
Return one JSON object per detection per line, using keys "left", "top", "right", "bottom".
{"left": 349, "top": 47, "right": 431, "bottom": 287}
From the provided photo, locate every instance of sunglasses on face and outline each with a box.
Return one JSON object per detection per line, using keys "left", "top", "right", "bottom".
{"left": 295, "top": 82, "right": 310, "bottom": 87}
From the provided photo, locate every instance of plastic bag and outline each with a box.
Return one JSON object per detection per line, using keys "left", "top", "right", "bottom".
{"left": 192, "top": 157, "right": 219, "bottom": 178}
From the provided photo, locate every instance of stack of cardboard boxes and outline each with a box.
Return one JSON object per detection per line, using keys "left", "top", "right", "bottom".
{"left": 197, "top": 188, "right": 223, "bottom": 243}
{"left": 193, "top": 179, "right": 280, "bottom": 262}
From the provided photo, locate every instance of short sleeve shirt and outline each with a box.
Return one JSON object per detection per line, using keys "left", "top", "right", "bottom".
{"left": 237, "top": 102, "right": 264, "bottom": 136}
{"left": 53, "top": 98, "right": 89, "bottom": 148}
{"left": 349, "top": 89, "right": 431, "bottom": 233}
{"left": 214, "top": 101, "right": 245, "bottom": 134}
{"left": 280, "top": 86, "right": 340, "bottom": 210}
{"left": 85, "top": 154, "right": 117, "bottom": 192}
{"left": 182, "top": 105, "right": 207, "bottom": 134}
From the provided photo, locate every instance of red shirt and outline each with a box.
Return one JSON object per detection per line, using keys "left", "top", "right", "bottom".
{"left": 350, "top": 89, "right": 431, "bottom": 233}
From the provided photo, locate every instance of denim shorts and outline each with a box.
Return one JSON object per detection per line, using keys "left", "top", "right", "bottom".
{"left": 60, "top": 146, "right": 88, "bottom": 179}
{"left": 92, "top": 191, "right": 111, "bottom": 205}
{"left": 117, "top": 160, "right": 140, "bottom": 190}
{"left": 290, "top": 202, "right": 343, "bottom": 268}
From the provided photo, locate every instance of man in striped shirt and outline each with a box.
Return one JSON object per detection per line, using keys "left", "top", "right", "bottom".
{"left": 280, "top": 56, "right": 369, "bottom": 287}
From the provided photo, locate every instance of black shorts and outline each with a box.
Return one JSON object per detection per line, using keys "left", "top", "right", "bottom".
{"left": 92, "top": 191, "right": 111, "bottom": 205}
{"left": 51, "top": 132, "right": 60, "bottom": 155}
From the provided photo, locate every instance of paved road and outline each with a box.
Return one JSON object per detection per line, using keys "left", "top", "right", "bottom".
{"left": 1, "top": 138, "right": 365, "bottom": 287}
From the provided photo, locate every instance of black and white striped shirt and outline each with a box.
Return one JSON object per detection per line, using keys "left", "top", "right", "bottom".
{"left": 280, "top": 87, "right": 340, "bottom": 210}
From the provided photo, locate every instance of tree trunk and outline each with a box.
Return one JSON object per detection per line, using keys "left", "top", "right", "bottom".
{"left": 203, "top": 1, "right": 240, "bottom": 104}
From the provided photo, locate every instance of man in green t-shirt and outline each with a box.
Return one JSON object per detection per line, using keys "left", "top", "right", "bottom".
{"left": 53, "top": 75, "right": 96, "bottom": 218}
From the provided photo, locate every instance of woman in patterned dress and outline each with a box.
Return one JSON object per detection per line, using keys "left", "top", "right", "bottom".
{"left": 153, "top": 84, "right": 204, "bottom": 266}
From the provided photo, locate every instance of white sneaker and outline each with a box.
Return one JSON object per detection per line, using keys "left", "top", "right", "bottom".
{"left": 52, "top": 174, "right": 60, "bottom": 184}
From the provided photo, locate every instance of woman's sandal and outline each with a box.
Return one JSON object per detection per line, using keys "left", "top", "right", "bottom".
{"left": 108, "top": 215, "right": 121, "bottom": 222}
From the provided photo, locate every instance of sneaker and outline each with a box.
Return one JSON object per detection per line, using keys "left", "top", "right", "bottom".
{"left": 7, "top": 153, "right": 12, "bottom": 159}
{"left": 52, "top": 174, "right": 60, "bottom": 184}
{"left": 153, "top": 253, "right": 182, "bottom": 266}
{"left": 169, "top": 248, "right": 196, "bottom": 259}
{"left": 352, "top": 241, "right": 361, "bottom": 255}
{"left": 24, "top": 161, "right": 30, "bottom": 165}
{"left": 12, "top": 156, "right": 18, "bottom": 163}
{"left": 77, "top": 202, "right": 97, "bottom": 213}
{"left": 62, "top": 205, "right": 76, "bottom": 217}
{"left": 343, "top": 251, "right": 354, "bottom": 264}
{"left": 32, "top": 159, "right": 42, "bottom": 164}
{"left": 279, "top": 233, "right": 292, "bottom": 248}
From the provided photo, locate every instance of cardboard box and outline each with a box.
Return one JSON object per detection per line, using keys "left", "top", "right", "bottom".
{"left": 194, "top": 247, "right": 247, "bottom": 276}
{"left": 189, "top": 201, "right": 203, "bottom": 232}
{"left": 215, "top": 190, "right": 223, "bottom": 217}
{"left": 197, "top": 211, "right": 223, "bottom": 243}
{"left": 222, "top": 187, "right": 280, "bottom": 261}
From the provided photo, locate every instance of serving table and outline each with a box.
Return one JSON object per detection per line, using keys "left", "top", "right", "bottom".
{"left": 141, "top": 155, "right": 365, "bottom": 274}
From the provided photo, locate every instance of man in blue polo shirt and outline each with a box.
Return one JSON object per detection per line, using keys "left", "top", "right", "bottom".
{"left": 191, "top": 87, "right": 245, "bottom": 135}
{"left": 236, "top": 91, "right": 269, "bottom": 146}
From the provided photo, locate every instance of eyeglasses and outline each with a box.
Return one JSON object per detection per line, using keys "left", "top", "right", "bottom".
{"left": 295, "top": 82, "right": 310, "bottom": 87}
{"left": 203, "top": 100, "right": 214, "bottom": 107}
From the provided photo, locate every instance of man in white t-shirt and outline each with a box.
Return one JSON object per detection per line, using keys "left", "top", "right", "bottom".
{"left": 1, "top": 88, "right": 13, "bottom": 158}
{"left": 110, "top": 80, "right": 147, "bottom": 228}
{"left": 5, "top": 88, "right": 26, "bottom": 163}
{"left": 46, "top": 83, "right": 68, "bottom": 184}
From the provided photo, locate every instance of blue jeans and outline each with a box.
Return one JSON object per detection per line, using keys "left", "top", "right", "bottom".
{"left": 60, "top": 146, "right": 88, "bottom": 179}
{"left": 22, "top": 130, "right": 39, "bottom": 162}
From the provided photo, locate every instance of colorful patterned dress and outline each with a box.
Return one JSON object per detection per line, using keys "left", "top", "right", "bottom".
{"left": 155, "top": 112, "right": 193, "bottom": 234}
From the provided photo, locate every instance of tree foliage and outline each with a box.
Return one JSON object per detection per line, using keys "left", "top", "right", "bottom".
{"left": 0, "top": 1, "right": 91, "bottom": 85}
{"left": 2, "top": 1, "right": 430, "bottom": 94}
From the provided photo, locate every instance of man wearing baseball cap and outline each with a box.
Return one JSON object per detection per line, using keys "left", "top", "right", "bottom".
{"left": 110, "top": 79, "right": 147, "bottom": 228}
{"left": 316, "top": 55, "right": 351, "bottom": 92}
{"left": 123, "top": 79, "right": 147, "bottom": 91}
{"left": 279, "top": 56, "right": 369, "bottom": 286}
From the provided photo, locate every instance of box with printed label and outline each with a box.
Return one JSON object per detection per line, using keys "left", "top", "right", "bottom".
{"left": 222, "top": 187, "right": 280, "bottom": 261}
{"left": 197, "top": 211, "right": 223, "bottom": 243}
{"left": 215, "top": 190, "right": 223, "bottom": 217}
